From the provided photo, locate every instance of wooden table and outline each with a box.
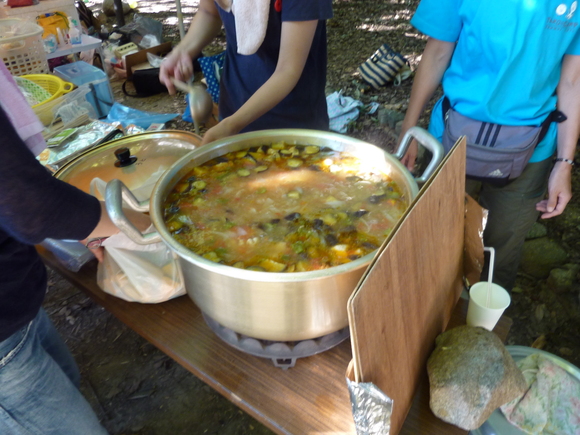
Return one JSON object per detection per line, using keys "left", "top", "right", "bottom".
{"left": 38, "top": 246, "right": 512, "bottom": 435}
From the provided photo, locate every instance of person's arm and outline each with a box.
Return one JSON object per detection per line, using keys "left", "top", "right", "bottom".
{"left": 398, "top": 37, "right": 455, "bottom": 170}
{"left": 200, "top": 19, "right": 318, "bottom": 145}
{"left": 536, "top": 54, "right": 580, "bottom": 218}
{"left": 0, "top": 108, "right": 149, "bottom": 262}
{"left": 78, "top": 202, "right": 151, "bottom": 262}
{"left": 159, "top": 0, "right": 223, "bottom": 95}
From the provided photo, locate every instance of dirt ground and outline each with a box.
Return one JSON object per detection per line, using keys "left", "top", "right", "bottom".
{"left": 43, "top": 1, "right": 580, "bottom": 434}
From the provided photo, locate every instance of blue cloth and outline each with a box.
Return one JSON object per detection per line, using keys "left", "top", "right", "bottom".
{"left": 327, "top": 91, "right": 362, "bottom": 133}
{"left": 412, "top": 0, "right": 580, "bottom": 162}
{"left": 217, "top": 0, "right": 333, "bottom": 132}
{"left": 326, "top": 91, "right": 380, "bottom": 133}
{"left": 198, "top": 52, "right": 225, "bottom": 104}
{"left": 183, "top": 53, "right": 225, "bottom": 123}
{"left": 106, "top": 102, "right": 179, "bottom": 129}
{"left": 0, "top": 309, "right": 107, "bottom": 434}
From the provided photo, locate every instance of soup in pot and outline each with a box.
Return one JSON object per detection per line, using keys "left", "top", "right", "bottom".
{"left": 163, "top": 142, "right": 408, "bottom": 272}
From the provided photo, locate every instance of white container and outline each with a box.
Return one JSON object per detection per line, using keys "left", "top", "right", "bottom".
{"left": 0, "top": 18, "right": 49, "bottom": 75}
{"left": 466, "top": 282, "right": 511, "bottom": 331}
{"left": 67, "top": 16, "right": 82, "bottom": 45}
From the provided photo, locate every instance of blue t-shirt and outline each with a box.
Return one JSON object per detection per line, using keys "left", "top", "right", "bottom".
{"left": 217, "top": 0, "right": 333, "bottom": 132}
{"left": 411, "top": 0, "right": 580, "bottom": 162}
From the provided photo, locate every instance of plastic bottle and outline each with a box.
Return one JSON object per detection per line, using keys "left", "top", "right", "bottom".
{"left": 43, "top": 34, "right": 58, "bottom": 53}
{"left": 68, "top": 16, "right": 82, "bottom": 45}
{"left": 56, "top": 27, "right": 69, "bottom": 48}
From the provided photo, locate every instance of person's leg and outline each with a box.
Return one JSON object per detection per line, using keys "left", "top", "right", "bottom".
{"left": 465, "top": 179, "right": 482, "bottom": 199}
{"left": 0, "top": 310, "right": 108, "bottom": 435}
{"left": 476, "top": 158, "right": 552, "bottom": 291}
{"left": 36, "top": 308, "right": 81, "bottom": 388}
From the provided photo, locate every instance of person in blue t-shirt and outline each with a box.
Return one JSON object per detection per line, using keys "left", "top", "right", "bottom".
{"left": 160, "top": 0, "right": 332, "bottom": 146}
{"left": 399, "top": 0, "right": 580, "bottom": 290}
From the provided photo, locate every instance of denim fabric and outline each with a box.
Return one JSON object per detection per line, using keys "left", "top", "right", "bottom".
{"left": 0, "top": 308, "right": 108, "bottom": 435}
{"left": 466, "top": 158, "right": 552, "bottom": 291}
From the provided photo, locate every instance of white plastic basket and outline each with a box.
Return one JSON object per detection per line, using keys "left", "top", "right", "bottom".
{"left": 0, "top": 18, "right": 49, "bottom": 75}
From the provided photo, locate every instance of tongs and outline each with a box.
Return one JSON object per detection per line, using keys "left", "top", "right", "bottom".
{"left": 170, "top": 77, "right": 213, "bottom": 136}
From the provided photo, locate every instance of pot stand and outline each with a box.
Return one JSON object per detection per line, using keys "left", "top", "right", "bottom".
{"left": 203, "top": 314, "right": 350, "bottom": 369}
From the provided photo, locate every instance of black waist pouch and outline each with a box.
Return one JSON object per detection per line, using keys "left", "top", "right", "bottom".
{"left": 441, "top": 97, "right": 566, "bottom": 185}
{"left": 122, "top": 68, "right": 167, "bottom": 97}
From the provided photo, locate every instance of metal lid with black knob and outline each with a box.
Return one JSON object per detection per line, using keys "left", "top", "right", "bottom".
{"left": 54, "top": 131, "right": 201, "bottom": 200}
{"left": 114, "top": 147, "right": 138, "bottom": 167}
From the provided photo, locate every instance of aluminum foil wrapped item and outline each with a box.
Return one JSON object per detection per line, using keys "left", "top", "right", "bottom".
{"left": 463, "top": 193, "right": 488, "bottom": 287}
{"left": 43, "top": 121, "right": 123, "bottom": 171}
{"left": 124, "top": 124, "right": 147, "bottom": 135}
{"left": 346, "top": 376, "right": 393, "bottom": 435}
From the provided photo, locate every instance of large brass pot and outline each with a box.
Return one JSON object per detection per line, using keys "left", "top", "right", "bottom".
{"left": 106, "top": 128, "right": 443, "bottom": 341}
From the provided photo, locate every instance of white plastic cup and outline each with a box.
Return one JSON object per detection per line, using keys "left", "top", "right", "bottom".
{"left": 466, "top": 282, "right": 511, "bottom": 331}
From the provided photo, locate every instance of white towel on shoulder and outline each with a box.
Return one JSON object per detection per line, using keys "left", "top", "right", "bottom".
{"left": 217, "top": 0, "right": 271, "bottom": 55}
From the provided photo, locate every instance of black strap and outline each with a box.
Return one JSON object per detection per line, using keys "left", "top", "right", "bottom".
{"left": 442, "top": 96, "right": 451, "bottom": 123}
{"left": 538, "top": 109, "right": 567, "bottom": 143}
{"left": 122, "top": 80, "right": 150, "bottom": 98}
{"left": 75, "top": 0, "right": 96, "bottom": 30}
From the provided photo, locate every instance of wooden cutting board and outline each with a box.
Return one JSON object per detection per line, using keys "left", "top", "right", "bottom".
{"left": 347, "top": 137, "right": 467, "bottom": 435}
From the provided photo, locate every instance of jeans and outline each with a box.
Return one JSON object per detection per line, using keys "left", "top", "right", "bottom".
{"left": 466, "top": 158, "right": 552, "bottom": 291}
{"left": 0, "top": 308, "right": 108, "bottom": 435}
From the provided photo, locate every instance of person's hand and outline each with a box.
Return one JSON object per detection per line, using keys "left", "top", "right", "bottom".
{"left": 400, "top": 141, "right": 419, "bottom": 171}
{"left": 536, "top": 162, "right": 573, "bottom": 219}
{"left": 78, "top": 237, "right": 106, "bottom": 262}
{"left": 397, "top": 127, "right": 419, "bottom": 171}
{"left": 200, "top": 117, "right": 240, "bottom": 146}
{"left": 89, "top": 245, "right": 105, "bottom": 262}
{"left": 159, "top": 50, "right": 195, "bottom": 95}
{"left": 79, "top": 204, "right": 152, "bottom": 263}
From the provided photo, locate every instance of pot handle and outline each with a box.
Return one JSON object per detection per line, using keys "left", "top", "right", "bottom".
{"left": 105, "top": 179, "right": 162, "bottom": 245}
{"left": 392, "top": 126, "right": 445, "bottom": 185}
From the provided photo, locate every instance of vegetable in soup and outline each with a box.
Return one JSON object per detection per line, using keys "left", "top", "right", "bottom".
{"left": 163, "top": 142, "right": 408, "bottom": 272}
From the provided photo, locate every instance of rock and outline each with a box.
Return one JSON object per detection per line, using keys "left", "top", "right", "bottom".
{"left": 383, "top": 102, "right": 403, "bottom": 111}
{"left": 377, "top": 108, "right": 404, "bottom": 129}
{"left": 554, "top": 202, "right": 580, "bottom": 228}
{"left": 562, "top": 228, "right": 577, "bottom": 243}
{"left": 526, "top": 222, "right": 547, "bottom": 240}
{"left": 103, "top": 0, "right": 132, "bottom": 17}
{"left": 394, "top": 120, "right": 403, "bottom": 135}
{"left": 546, "top": 264, "right": 579, "bottom": 293}
{"left": 427, "top": 326, "right": 527, "bottom": 430}
{"left": 520, "top": 237, "right": 569, "bottom": 278}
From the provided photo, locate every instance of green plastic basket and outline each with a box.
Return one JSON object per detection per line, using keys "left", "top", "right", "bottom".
{"left": 14, "top": 76, "right": 52, "bottom": 106}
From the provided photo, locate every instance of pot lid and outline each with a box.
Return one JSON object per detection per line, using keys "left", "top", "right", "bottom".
{"left": 54, "top": 130, "right": 201, "bottom": 200}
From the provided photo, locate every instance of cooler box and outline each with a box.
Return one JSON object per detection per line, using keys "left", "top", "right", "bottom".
{"left": 53, "top": 61, "right": 114, "bottom": 118}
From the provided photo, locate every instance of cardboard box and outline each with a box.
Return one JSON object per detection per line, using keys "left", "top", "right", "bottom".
{"left": 346, "top": 136, "right": 468, "bottom": 435}
{"left": 123, "top": 41, "right": 172, "bottom": 79}
{"left": 130, "top": 61, "right": 152, "bottom": 74}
